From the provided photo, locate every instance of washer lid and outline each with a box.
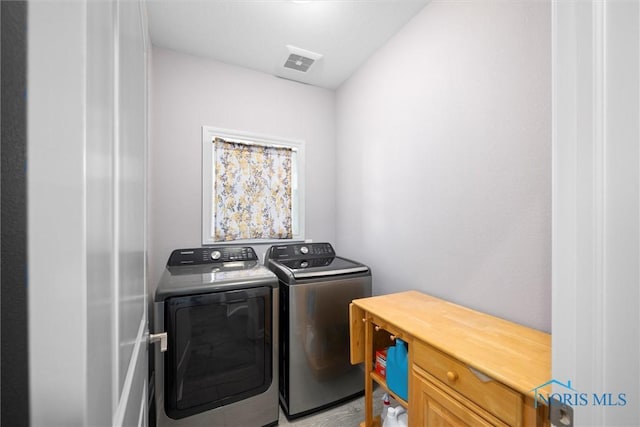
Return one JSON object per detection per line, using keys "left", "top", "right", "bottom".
{"left": 274, "top": 256, "right": 369, "bottom": 279}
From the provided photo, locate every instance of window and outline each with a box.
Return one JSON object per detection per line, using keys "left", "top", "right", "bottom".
{"left": 202, "top": 126, "right": 305, "bottom": 245}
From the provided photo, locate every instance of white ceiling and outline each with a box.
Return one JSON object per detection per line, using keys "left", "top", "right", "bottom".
{"left": 146, "top": 0, "right": 429, "bottom": 89}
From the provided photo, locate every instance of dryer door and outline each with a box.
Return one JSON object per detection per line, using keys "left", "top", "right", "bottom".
{"left": 164, "top": 286, "right": 272, "bottom": 419}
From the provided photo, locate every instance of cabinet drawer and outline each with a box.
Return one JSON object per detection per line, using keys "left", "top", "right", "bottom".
{"left": 413, "top": 340, "right": 523, "bottom": 426}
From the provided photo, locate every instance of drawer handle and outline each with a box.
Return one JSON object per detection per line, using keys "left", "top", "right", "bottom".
{"left": 446, "top": 371, "right": 458, "bottom": 382}
{"left": 467, "top": 366, "right": 492, "bottom": 383}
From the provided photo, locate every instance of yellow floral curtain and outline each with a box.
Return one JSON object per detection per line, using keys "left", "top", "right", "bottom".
{"left": 214, "top": 137, "right": 293, "bottom": 241}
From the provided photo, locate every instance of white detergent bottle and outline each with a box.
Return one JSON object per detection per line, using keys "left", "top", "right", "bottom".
{"left": 381, "top": 393, "right": 391, "bottom": 421}
{"left": 397, "top": 407, "right": 408, "bottom": 427}
{"left": 382, "top": 406, "right": 407, "bottom": 427}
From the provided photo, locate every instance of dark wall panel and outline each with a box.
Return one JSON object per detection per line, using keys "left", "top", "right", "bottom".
{"left": 1, "top": 2, "right": 29, "bottom": 426}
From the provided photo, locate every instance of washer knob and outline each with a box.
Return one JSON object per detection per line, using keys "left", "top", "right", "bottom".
{"left": 300, "top": 246, "right": 309, "bottom": 254}
{"left": 210, "top": 250, "right": 222, "bottom": 260}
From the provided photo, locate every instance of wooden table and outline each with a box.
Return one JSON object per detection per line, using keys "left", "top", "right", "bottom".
{"left": 349, "top": 291, "right": 551, "bottom": 427}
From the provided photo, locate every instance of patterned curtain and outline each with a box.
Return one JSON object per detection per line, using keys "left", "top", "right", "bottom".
{"left": 214, "top": 137, "right": 293, "bottom": 241}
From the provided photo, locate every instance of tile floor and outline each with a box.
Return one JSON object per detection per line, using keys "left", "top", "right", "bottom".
{"left": 277, "top": 387, "right": 385, "bottom": 427}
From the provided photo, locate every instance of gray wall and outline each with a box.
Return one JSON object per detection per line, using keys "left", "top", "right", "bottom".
{"left": 149, "top": 47, "right": 336, "bottom": 293}
{"left": 335, "top": 1, "right": 551, "bottom": 331}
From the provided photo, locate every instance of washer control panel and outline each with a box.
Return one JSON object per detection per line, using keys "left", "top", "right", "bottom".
{"left": 168, "top": 247, "right": 257, "bottom": 266}
{"left": 267, "top": 242, "right": 335, "bottom": 260}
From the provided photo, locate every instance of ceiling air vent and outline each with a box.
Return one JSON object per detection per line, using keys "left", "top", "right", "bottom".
{"left": 282, "top": 45, "right": 323, "bottom": 73}
{"left": 284, "top": 54, "right": 315, "bottom": 72}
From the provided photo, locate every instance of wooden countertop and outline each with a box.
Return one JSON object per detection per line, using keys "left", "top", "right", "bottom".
{"left": 352, "top": 290, "right": 551, "bottom": 398}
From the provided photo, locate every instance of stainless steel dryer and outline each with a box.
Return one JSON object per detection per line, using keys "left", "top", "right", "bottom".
{"left": 264, "top": 242, "right": 372, "bottom": 419}
{"left": 153, "top": 247, "right": 278, "bottom": 427}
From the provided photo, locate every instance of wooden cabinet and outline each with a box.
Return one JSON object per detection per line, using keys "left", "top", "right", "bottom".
{"left": 349, "top": 291, "right": 551, "bottom": 427}
{"left": 412, "top": 367, "right": 497, "bottom": 427}
{"left": 412, "top": 341, "right": 521, "bottom": 426}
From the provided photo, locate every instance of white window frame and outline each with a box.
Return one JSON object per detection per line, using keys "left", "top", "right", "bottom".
{"left": 201, "top": 126, "right": 306, "bottom": 245}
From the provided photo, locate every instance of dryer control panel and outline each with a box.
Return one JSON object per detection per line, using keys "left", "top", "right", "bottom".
{"left": 168, "top": 247, "right": 258, "bottom": 266}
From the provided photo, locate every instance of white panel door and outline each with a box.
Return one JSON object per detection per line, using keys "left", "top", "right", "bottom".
{"left": 28, "top": 1, "right": 149, "bottom": 425}
{"left": 553, "top": 1, "right": 640, "bottom": 425}
{"left": 114, "top": 0, "right": 149, "bottom": 425}
{"left": 86, "top": 0, "right": 116, "bottom": 425}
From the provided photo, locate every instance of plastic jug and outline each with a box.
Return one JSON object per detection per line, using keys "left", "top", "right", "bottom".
{"left": 386, "top": 338, "right": 408, "bottom": 401}
{"left": 382, "top": 406, "right": 408, "bottom": 427}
